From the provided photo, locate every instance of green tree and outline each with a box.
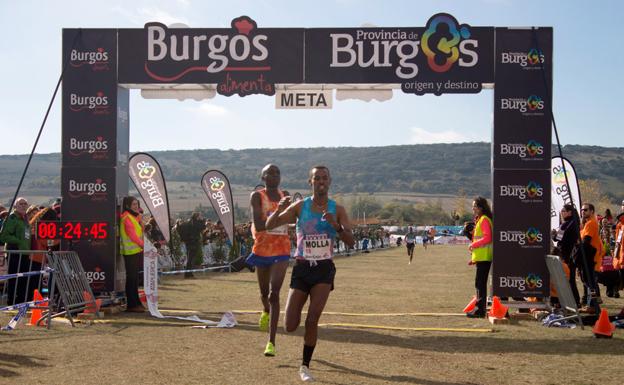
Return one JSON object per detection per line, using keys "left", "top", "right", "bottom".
{"left": 349, "top": 195, "right": 382, "bottom": 220}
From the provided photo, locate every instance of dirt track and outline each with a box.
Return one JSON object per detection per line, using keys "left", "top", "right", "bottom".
{"left": 2, "top": 245, "right": 624, "bottom": 384}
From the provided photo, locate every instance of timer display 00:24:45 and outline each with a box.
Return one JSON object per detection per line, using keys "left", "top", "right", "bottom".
{"left": 36, "top": 221, "right": 109, "bottom": 240}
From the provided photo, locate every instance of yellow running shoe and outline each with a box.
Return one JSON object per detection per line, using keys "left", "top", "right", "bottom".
{"left": 264, "top": 341, "right": 275, "bottom": 357}
{"left": 259, "top": 311, "right": 269, "bottom": 332}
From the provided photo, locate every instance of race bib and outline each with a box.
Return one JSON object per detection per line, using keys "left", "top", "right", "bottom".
{"left": 303, "top": 234, "right": 331, "bottom": 261}
{"left": 266, "top": 211, "right": 288, "bottom": 235}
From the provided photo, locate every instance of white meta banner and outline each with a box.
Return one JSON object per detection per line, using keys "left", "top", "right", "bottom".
{"left": 275, "top": 90, "right": 333, "bottom": 109}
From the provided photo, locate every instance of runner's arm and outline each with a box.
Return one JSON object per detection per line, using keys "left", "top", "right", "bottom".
{"left": 266, "top": 200, "right": 300, "bottom": 230}
{"left": 336, "top": 205, "right": 355, "bottom": 248}
{"left": 250, "top": 191, "right": 265, "bottom": 232}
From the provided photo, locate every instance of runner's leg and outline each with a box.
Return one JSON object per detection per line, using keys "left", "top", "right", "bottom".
{"left": 268, "top": 260, "right": 289, "bottom": 344}
{"left": 301, "top": 283, "right": 331, "bottom": 372}
{"left": 284, "top": 288, "right": 308, "bottom": 332}
{"left": 256, "top": 266, "right": 271, "bottom": 314}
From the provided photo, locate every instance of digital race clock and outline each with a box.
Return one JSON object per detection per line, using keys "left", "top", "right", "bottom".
{"left": 35, "top": 221, "right": 109, "bottom": 240}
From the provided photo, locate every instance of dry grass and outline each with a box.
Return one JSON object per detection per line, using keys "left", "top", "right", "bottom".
{"left": 2, "top": 245, "right": 624, "bottom": 385}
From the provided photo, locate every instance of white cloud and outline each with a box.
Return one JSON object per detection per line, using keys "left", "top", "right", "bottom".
{"left": 409, "top": 127, "right": 476, "bottom": 144}
{"left": 112, "top": 5, "right": 189, "bottom": 26}
{"left": 188, "top": 103, "right": 230, "bottom": 117}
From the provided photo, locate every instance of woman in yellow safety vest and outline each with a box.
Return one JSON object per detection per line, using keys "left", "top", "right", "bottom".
{"left": 120, "top": 196, "right": 145, "bottom": 312}
{"left": 467, "top": 196, "right": 493, "bottom": 318}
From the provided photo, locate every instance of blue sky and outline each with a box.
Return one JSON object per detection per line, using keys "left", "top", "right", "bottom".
{"left": 0, "top": 0, "right": 621, "bottom": 155}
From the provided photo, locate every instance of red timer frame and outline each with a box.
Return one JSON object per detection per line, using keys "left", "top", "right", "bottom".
{"left": 36, "top": 221, "right": 109, "bottom": 240}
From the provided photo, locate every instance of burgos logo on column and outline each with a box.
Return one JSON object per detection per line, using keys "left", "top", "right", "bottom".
{"left": 499, "top": 140, "right": 544, "bottom": 160}
{"left": 499, "top": 181, "right": 544, "bottom": 202}
{"left": 499, "top": 227, "right": 543, "bottom": 248}
{"left": 499, "top": 273, "right": 543, "bottom": 291}
{"left": 500, "top": 95, "right": 545, "bottom": 116}
{"left": 501, "top": 48, "right": 545, "bottom": 70}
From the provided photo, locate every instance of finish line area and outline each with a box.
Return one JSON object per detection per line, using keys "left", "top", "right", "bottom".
{"left": 4, "top": 245, "right": 623, "bottom": 384}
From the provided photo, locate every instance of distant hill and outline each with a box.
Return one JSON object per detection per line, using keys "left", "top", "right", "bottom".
{"left": 1, "top": 143, "right": 623, "bottom": 203}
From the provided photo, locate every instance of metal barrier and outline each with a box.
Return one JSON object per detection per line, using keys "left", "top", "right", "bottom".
{"left": 46, "top": 251, "right": 99, "bottom": 326}
{"left": 545, "top": 254, "right": 584, "bottom": 329}
{"left": 1, "top": 250, "right": 98, "bottom": 329}
{"left": 0, "top": 249, "right": 55, "bottom": 329}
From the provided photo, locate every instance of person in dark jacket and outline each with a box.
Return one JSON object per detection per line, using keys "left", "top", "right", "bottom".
{"left": 552, "top": 204, "right": 581, "bottom": 306}
{"left": 178, "top": 212, "right": 206, "bottom": 278}
{"left": 0, "top": 198, "right": 32, "bottom": 305}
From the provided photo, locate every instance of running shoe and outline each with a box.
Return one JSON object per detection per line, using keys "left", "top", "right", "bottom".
{"left": 259, "top": 311, "right": 269, "bottom": 332}
{"left": 299, "top": 365, "right": 314, "bottom": 382}
{"left": 264, "top": 341, "right": 275, "bottom": 357}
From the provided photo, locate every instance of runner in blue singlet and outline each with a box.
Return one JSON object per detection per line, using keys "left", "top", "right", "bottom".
{"left": 266, "top": 165, "right": 354, "bottom": 383}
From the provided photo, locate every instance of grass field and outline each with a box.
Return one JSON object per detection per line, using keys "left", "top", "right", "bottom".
{"left": 2, "top": 245, "right": 624, "bottom": 385}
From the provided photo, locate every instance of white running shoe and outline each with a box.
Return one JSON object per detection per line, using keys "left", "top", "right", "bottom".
{"left": 299, "top": 365, "right": 314, "bottom": 382}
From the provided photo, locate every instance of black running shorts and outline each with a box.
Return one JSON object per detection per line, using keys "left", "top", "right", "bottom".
{"left": 290, "top": 259, "right": 336, "bottom": 294}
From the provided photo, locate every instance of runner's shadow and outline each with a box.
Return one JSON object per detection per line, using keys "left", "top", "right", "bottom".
{"left": 0, "top": 352, "right": 49, "bottom": 378}
{"left": 317, "top": 359, "right": 480, "bottom": 385}
{"left": 318, "top": 328, "right": 624, "bottom": 356}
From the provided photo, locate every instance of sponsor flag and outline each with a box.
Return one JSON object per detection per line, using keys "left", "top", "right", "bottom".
{"left": 551, "top": 156, "right": 581, "bottom": 230}
{"left": 201, "top": 170, "right": 235, "bottom": 244}
{"left": 128, "top": 153, "right": 171, "bottom": 242}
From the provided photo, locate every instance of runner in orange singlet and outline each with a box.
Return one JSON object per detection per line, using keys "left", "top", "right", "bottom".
{"left": 246, "top": 164, "right": 292, "bottom": 357}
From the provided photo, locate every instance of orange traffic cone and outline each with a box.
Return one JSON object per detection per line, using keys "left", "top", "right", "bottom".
{"left": 139, "top": 289, "right": 147, "bottom": 305}
{"left": 592, "top": 309, "right": 615, "bottom": 338}
{"left": 463, "top": 296, "right": 478, "bottom": 313}
{"left": 29, "top": 289, "right": 47, "bottom": 326}
{"left": 488, "top": 296, "right": 509, "bottom": 319}
{"left": 82, "top": 291, "right": 102, "bottom": 314}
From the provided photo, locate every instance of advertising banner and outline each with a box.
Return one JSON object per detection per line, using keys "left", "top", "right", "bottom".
{"left": 201, "top": 170, "right": 235, "bottom": 244}
{"left": 550, "top": 156, "right": 582, "bottom": 230}
{"left": 492, "top": 27, "right": 552, "bottom": 298}
{"left": 129, "top": 153, "right": 172, "bottom": 242}
{"left": 60, "top": 166, "right": 117, "bottom": 292}
{"left": 493, "top": 169, "right": 551, "bottom": 217}
{"left": 62, "top": 29, "right": 120, "bottom": 292}
{"left": 62, "top": 29, "right": 119, "bottom": 168}
{"left": 305, "top": 13, "right": 494, "bottom": 94}
{"left": 493, "top": 27, "right": 552, "bottom": 170}
{"left": 118, "top": 16, "right": 304, "bottom": 95}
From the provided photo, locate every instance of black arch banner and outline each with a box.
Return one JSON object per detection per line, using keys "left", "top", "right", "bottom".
{"left": 118, "top": 14, "right": 494, "bottom": 96}
{"left": 63, "top": 14, "right": 552, "bottom": 297}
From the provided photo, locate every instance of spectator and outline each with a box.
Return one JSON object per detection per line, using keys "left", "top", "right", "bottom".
{"left": 0, "top": 198, "right": 32, "bottom": 305}
{"left": 551, "top": 204, "right": 581, "bottom": 305}
{"left": 466, "top": 197, "right": 493, "bottom": 318}
{"left": 177, "top": 212, "right": 206, "bottom": 278}
{"left": 579, "top": 203, "right": 603, "bottom": 313}
{"left": 120, "top": 196, "right": 145, "bottom": 313}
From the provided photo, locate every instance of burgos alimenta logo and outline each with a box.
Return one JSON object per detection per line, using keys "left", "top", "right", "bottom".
{"left": 421, "top": 13, "right": 476, "bottom": 73}
{"left": 499, "top": 227, "right": 543, "bottom": 248}
{"left": 207, "top": 176, "right": 230, "bottom": 214}
{"left": 135, "top": 161, "right": 165, "bottom": 208}
{"left": 209, "top": 176, "right": 226, "bottom": 192}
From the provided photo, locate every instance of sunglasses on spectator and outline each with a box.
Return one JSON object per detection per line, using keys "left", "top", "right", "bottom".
{"left": 581, "top": 208, "right": 590, "bottom": 212}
